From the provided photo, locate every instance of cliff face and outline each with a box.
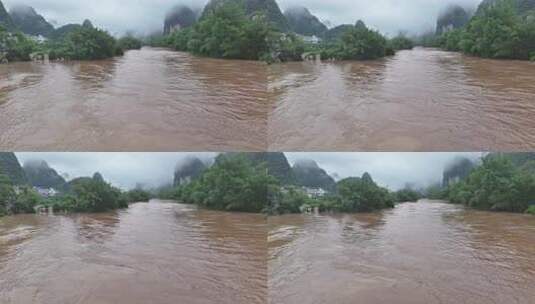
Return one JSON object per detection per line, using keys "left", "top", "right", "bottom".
{"left": 163, "top": 5, "right": 197, "bottom": 35}
{"left": 436, "top": 5, "right": 470, "bottom": 35}
{"left": 23, "top": 160, "right": 68, "bottom": 190}
{"left": 9, "top": 5, "right": 55, "bottom": 37}
{"left": 442, "top": 157, "right": 475, "bottom": 187}
{"left": 202, "top": 0, "right": 289, "bottom": 31}
{"left": 174, "top": 157, "right": 207, "bottom": 186}
{"left": 0, "top": 0, "right": 14, "bottom": 30}
{"left": 0, "top": 153, "right": 27, "bottom": 185}
{"left": 292, "top": 159, "right": 336, "bottom": 191}
{"left": 284, "top": 6, "right": 327, "bottom": 36}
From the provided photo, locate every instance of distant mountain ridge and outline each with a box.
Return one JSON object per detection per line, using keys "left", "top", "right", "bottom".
{"left": 163, "top": 5, "right": 197, "bottom": 35}
{"left": 23, "top": 160, "right": 68, "bottom": 191}
{"left": 174, "top": 156, "right": 207, "bottom": 186}
{"left": 9, "top": 4, "right": 55, "bottom": 37}
{"left": 202, "top": 0, "right": 289, "bottom": 31}
{"left": 284, "top": 6, "right": 327, "bottom": 36}
{"left": 436, "top": 5, "right": 470, "bottom": 35}
{"left": 292, "top": 159, "right": 336, "bottom": 191}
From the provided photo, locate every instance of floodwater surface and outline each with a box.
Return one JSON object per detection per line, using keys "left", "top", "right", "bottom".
{"left": 269, "top": 200, "right": 535, "bottom": 304}
{"left": 2, "top": 47, "right": 534, "bottom": 151}
{"left": 268, "top": 48, "right": 535, "bottom": 151}
{"left": 0, "top": 201, "right": 266, "bottom": 304}
{"left": 0, "top": 48, "right": 267, "bottom": 151}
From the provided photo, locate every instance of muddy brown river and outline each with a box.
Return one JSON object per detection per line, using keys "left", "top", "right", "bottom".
{"left": 268, "top": 48, "right": 535, "bottom": 151}
{"left": 269, "top": 200, "right": 535, "bottom": 304}
{"left": 2, "top": 48, "right": 535, "bottom": 151}
{"left": 0, "top": 48, "right": 267, "bottom": 151}
{"left": 0, "top": 201, "right": 266, "bottom": 304}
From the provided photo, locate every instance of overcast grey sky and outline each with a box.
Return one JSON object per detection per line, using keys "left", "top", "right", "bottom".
{"left": 3, "top": 0, "right": 481, "bottom": 36}
{"left": 277, "top": 0, "right": 481, "bottom": 35}
{"left": 286, "top": 152, "right": 482, "bottom": 190}
{"left": 15, "top": 152, "right": 482, "bottom": 191}
{"left": 16, "top": 152, "right": 216, "bottom": 190}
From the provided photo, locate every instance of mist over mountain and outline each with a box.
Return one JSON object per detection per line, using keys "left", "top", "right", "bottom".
{"left": 202, "top": 0, "right": 289, "bottom": 31}
{"left": 23, "top": 159, "right": 68, "bottom": 190}
{"left": 436, "top": 4, "right": 471, "bottom": 35}
{"left": 442, "top": 157, "right": 476, "bottom": 187}
{"left": 284, "top": 6, "right": 327, "bottom": 36}
{"left": 173, "top": 156, "right": 207, "bottom": 186}
{"left": 9, "top": 4, "right": 54, "bottom": 36}
{"left": 163, "top": 5, "right": 197, "bottom": 35}
{"left": 292, "top": 159, "right": 336, "bottom": 191}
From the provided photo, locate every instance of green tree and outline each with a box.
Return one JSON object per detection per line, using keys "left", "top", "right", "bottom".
{"left": 335, "top": 173, "right": 394, "bottom": 212}
{"left": 125, "top": 188, "right": 152, "bottom": 203}
{"left": 117, "top": 36, "right": 142, "bottom": 50}
{"left": 174, "top": 155, "right": 277, "bottom": 213}
{"left": 49, "top": 24, "right": 120, "bottom": 60}
{"left": 186, "top": 3, "right": 271, "bottom": 60}
{"left": 388, "top": 34, "right": 414, "bottom": 51}
{"left": 324, "top": 20, "right": 390, "bottom": 60}
{"left": 446, "top": 155, "right": 535, "bottom": 213}
{"left": 0, "top": 173, "right": 15, "bottom": 216}
{"left": 69, "top": 173, "right": 127, "bottom": 212}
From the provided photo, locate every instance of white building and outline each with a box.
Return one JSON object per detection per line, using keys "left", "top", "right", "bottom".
{"left": 299, "top": 35, "right": 322, "bottom": 45}
{"left": 34, "top": 187, "right": 59, "bottom": 198}
{"left": 303, "top": 187, "right": 328, "bottom": 199}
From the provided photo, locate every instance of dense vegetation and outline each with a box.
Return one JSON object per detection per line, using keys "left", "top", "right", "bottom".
{"left": 162, "top": 3, "right": 272, "bottom": 60}
{"left": 0, "top": 170, "right": 138, "bottom": 216}
{"left": 269, "top": 172, "right": 395, "bottom": 215}
{"left": 319, "top": 21, "right": 393, "bottom": 60}
{"left": 45, "top": 21, "right": 124, "bottom": 60}
{"left": 444, "top": 154, "right": 535, "bottom": 213}
{"left": 167, "top": 154, "right": 276, "bottom": 213}
{"left": 0, "top": 25, "right": 38, "bottom": 62}
{"left": 0, "top": 154, "right": 150, "bottom": 217}
{"left": 201, "top": 0, "right": 289, "bottom": 31}
{"left": 394, "top": 188, "right": 422, "bottom": 203}
{"left": 388, "top": 34, "right": 414, "bottom": 51}
{"left": 117, "top": 36, "right": 143, "bottom": 51}
{"left": 155, "top": 2, "right": 393, "bottom": 62}
{"left": 436, "top": 0, "right": 535, "bottom": 61}
{"left": 1, "top": 1, "right": 140, "bottom": 63}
